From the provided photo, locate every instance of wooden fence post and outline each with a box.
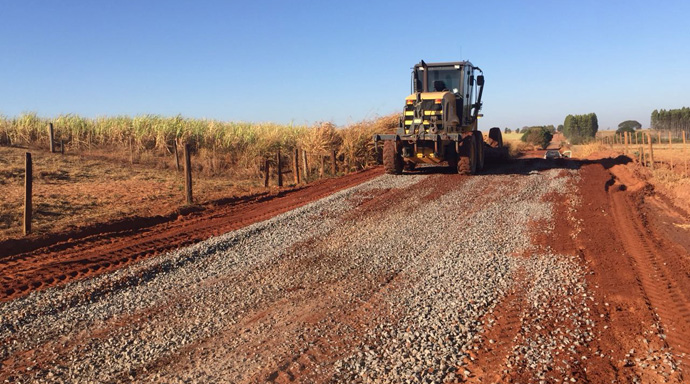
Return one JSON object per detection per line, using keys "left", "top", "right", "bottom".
{"left": 24, "top": 152, "right": 32, "bottom": 235}
{"left": 640, "top": 145, "right": 644, "bottom": 165}
{"left": 647, "top": 133, "right": 654, "bottom": 170}
{"left": 174, "top": 140, "right": 181, "bottom": 171}
{"left": 293, "top": 148, "right": 300, "bottom": 184}
{"left": 60, "top": 140, "right": 64, "bottom": 155}
{"left": 302, "top": 150, "right": 308, "bottom": 181}
{"left": 184, "top": 144, "right": 193, "bottom": 204}
{"left": 264, "top": 159, "right": 270, "bottom": 187}
{"left": 657, "top": 131, "right": 661, "bottom": 144}
{"left": 683, "top": 131, "right": 688, "bottom": 177}
{"left": 331, "top": 150, "right": 337, "bottom": 175}
{"left": 624, "top": 132, "right": 629, "bottom": 155}
{"left": 277, "top": 149, "right": 283, "bottom": 187}
{"left": 48, "top": 123, "right": 55, "bottom": 153}
{"left": 669, "top": 131, "right": 674, "bottom": 170}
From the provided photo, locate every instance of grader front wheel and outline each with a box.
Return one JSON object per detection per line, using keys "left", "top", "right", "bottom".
{"left": 383, "top": 141, "right": 403, "bottom": 175}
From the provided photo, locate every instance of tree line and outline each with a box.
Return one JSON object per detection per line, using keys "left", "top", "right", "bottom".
{"left": 651, "top": 107, "right": 690, "bottom": 136}
{"left": 503, "top": 112, "right": 599, "bottom": 145}
{"left": 563, "top": 113, "right": 598, "bottom": 144}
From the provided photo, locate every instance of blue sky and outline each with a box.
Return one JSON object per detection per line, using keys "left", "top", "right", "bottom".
{"left": 1, "top": 0, "right": 689, "bottom": 130}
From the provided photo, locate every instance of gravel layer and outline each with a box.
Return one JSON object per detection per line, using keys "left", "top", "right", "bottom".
{"left": 1, "top": 168, "right": 593, "bottom": 383}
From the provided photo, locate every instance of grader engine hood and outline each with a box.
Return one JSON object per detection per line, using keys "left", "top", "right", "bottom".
{"left": 403, "top": 92, "right": 460, "bottom": 135}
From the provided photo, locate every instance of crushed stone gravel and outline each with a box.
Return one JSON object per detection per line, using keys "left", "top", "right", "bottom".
{"left": 1, "top": 169, "right": 596, "bottom": 383}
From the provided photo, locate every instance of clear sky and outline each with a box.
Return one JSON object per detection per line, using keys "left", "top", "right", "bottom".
{"left": 1, "top": 0, "right": 689, "bottom": 130}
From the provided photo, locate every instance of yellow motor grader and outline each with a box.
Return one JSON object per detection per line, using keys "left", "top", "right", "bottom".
{"left": 374, "top": 60, "right": 505, "bottom": 174}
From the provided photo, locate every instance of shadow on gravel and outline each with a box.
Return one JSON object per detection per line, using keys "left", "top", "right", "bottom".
{"left": 404, "top": 155, "right": 632, "bottom": 176}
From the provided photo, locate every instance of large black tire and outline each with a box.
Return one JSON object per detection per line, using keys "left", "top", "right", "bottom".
{"left": 488, "top": 127, "right": 503, "bottom": 148}
{"left": 457, "top": 136, "right": 477, "bottom": 175}
{"left": 383, "top": 141, "right": 403, "bottom": 175}
{"left": 473, "top": 130, "right": 485, "bottom": 171}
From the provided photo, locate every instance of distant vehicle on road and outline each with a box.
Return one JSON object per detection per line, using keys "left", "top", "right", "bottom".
{"left": 544, "top": 150, "right": 561, "bottom": 159}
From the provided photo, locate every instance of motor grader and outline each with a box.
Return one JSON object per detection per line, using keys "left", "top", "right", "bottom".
{"left": 374, "top": 60, "right": 505, "bottom": 174}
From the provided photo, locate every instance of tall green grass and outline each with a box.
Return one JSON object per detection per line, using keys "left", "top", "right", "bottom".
{"left": 0, "top": 112, "right": 397, "bottom": 176}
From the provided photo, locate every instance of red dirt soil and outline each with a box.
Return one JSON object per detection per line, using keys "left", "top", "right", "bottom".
{"left": 463, "top": 158, "right": 689, "bottom": 383}
{"left": 2, "top": 153, "right": 690, "bottom": 383}
{"left": 0, "top": 167, "right": 383, "bottom": 302}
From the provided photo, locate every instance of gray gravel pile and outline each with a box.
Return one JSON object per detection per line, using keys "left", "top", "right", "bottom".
{"left": 0, "top": 174, "right": 426, "bottom": 383}
{"left": 0, "top": 168, "right": 592, "bottom": 383}
{"left": 331, "top": 169, "right": 588, "bottom": 383}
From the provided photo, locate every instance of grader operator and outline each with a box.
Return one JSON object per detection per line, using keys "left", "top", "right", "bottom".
{"left": 374, "top": 60, "right": 504, "bottom": 175}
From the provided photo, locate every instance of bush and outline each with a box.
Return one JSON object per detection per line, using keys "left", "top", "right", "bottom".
{"left": 521, "top": 126, "right": 554, "bottom": 149}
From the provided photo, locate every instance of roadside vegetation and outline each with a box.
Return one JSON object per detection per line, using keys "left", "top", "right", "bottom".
{"left": 520, "top": 126, "right": 554, "bottom": 149}
{"left": 562, "top": 113, "right": 599, "bottom": 144}
{"left": 0, "top": 113, "right": 397, "bottom": 240}
{"left": 0, "top": 113, "right": 398, "bottom": 177}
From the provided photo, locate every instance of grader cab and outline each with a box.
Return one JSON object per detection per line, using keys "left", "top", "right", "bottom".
{"left": 374, "top": 60, "right": 505, "bottom": 174}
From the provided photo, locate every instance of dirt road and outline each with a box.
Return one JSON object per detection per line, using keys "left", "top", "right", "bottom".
{"left": 1, "top": 158, "right": 688, "bottom": 383}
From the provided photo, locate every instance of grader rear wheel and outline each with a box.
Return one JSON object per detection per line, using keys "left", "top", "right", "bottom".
{"left": 457, "top": 136, "right": 477, "bottom": 175}
{"left": 488, "top": 127, "right": 503, "bottom": 148}
{"left": 383, "top": 141, "right": 403, "bottom": 175}
{"left": 473, "top": 130, "right": 485, "bottom": 171}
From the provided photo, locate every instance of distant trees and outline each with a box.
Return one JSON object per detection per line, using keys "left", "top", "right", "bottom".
{"left": 520, "top": 126, "right": 554, "bottom": 149}
{"left": 504, "top": 127, "right": 512, "bottom": 134}
{"left": 616, "top": 126, "right": 635, "bottom": 134}
{"left": 616, "top": 120, "right": 640, "bottom": 134}
{"left": 563, "top": 113, "right": 598, "bottom": 144}
{"left": 617, "top": 120, "right": 641, "bottom": 132}
{"left": 557, "top": 124, "right": 564, "bottom": 132}
{"left": 651, "top": 107, "right": 690, "bottom": 135}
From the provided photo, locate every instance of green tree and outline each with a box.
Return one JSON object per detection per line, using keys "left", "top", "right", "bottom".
{"left": 557, "top": 124, "right": 564, "bottom": 132}
{"left": 562, "top": 112, "right": 599, "bottom": 144}
{"left": 618, "top": 120, "right": 641, "bottom": 131}
{"left": 651, "top": 107, "right": 690, "bottom": 136}
{"left": 504, "top": 127, "right": 512, "bottom": 134}
{"left": 520, "top": 126, "right": 554, "bottom": 149}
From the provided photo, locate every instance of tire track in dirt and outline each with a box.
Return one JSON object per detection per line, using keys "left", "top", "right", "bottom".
{"left": 573, "top": 163, "right": 685, "bottom": 383}
{"left": 0, "top": 167, "right": 383, "bottom": 302}
{"left": 607, "top": 170, "right": 690, "bottom": 362}
{"left": 465, "top": 278, "right": 527, "bottom": 383}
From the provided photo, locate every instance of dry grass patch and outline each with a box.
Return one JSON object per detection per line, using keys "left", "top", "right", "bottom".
{"left": 571, "top": 142, "right": 609, "bottom": 158}
{"left": 0, "top": 147, "right": 267, "bottom": 240}
{"left": 0, "top": 113, "right": 401, "bottom": 241}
